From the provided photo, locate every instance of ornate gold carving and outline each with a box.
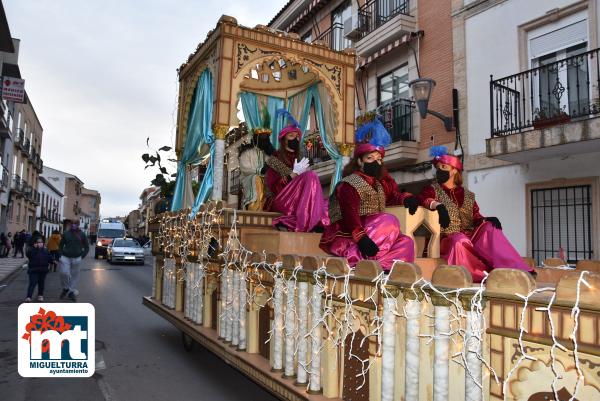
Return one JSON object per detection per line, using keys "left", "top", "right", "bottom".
{"left": 338, "top": 143, "right": 355, "bottom": 157}
{"left": 213, "top": 124, "right": 229, "bottom": 140}
{"left": 236, "top": 43, "right": 280, "bottom": 73}
{"left": 431, "top": 294, "right": 452, "bottom": 307}
{"left": 253, "top": 128, "right": 272, "bottom": 136}
{"left": 402, "top": 288, "right": 425, "bottom": 302}
{"left": 382, "top": 285, "right": 400, "bottom": 298}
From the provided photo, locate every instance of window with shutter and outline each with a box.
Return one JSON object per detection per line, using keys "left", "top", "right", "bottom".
{"left": 531, "top": 185, "right": 593, "bottom": 265}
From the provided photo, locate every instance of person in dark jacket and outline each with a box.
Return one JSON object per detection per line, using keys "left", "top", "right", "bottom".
{"left": 13, "top": 230, "right": 25, "bottom": 258}
{"left": 25, "top": 236, "right": 53, "bottom": 302}
{"left": 58, "top": 221, "right": 89, "bottom": 301}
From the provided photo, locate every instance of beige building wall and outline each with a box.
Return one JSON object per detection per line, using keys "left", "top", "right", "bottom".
{"left": 7, "top": 92, "right": 43, "bottom": 234}
{"left": 62, "top": 177, "right": 83, "bottom": 224}
{"left": 81, "top": 188, "right": 101, "bottom": 235}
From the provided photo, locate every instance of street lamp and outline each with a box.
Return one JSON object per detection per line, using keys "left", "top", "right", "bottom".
{"left": 409, "top": 78, "right": 454, "bottom": 132}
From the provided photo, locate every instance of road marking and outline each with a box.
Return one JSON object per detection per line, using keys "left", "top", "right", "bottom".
{"left": 96, "top": 374, "right": 118, "bottom": 401}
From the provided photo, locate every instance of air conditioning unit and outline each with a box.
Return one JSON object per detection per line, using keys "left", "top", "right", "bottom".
{"left": 344, "top": 14, "right": 362, "bottom": 40}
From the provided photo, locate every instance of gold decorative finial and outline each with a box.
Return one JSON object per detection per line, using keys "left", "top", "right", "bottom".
{"left": 338, "top": 143, "right": 355, "bottom": 157}
{"left": 213, "top": 124, "right": 229, "bottom": 140}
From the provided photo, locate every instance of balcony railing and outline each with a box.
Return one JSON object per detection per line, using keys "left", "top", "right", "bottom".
{"left": 0, "top": 166, "right": 9, "bottom": 189}
{"left": 490, "top": 48, "right": 600, "bottom": 137}
{"left": 314, "top": 23, "right": 350, "bottom": 52}
{"left": 11, "top": 174, "right": 22, "bottom": 193}
{"left": 378, "top": 98, "right": 415, "bottom": 142}
{"left": 22, "top": 138, "right": 31, "bottom": 156}
{"left": 357, "top": 0, "right": 410, "bottom": 39}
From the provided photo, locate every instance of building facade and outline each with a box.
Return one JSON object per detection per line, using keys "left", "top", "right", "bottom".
{"left": 268, "top": 0, "right": 457, "bottom": 194}
{"left": 453, "top": 0, "right": 600, "bottom": 265}
{"left": 7, "top": 91, "right": 44, "bottom": 234}
{"left": 36, "top": 176, "right": 63, "bottom": 238}
{"left": 81, "top": 188, "right": 101, "bottom": 237}
{"left": 41, "top": 166, "right": 100, "bottom": 231}
{"left": 0, "top": 3, "right": 16, "bottom": 235}
{"left": 0, "top": 6, "right": 44, "bottom": 236}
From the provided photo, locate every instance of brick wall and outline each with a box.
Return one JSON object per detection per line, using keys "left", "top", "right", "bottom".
{"left": 417, "top": 0, "right": 456, "bottom": 149}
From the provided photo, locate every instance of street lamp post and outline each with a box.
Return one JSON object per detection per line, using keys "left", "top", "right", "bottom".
{"left": 408, "top": 78, "right": 454, "bottom": 132}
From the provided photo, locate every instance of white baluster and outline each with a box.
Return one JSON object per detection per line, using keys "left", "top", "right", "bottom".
{"left": 434, "top": 304, "right": 451, "bottom": 401}
{"left": 405, "top": 298, "right": 421, "bottom": 401}
{"left": 238, "top": 269, "right": 247, "bottom": 350}
{"left": 225, "top": 267, "right": 234, "bottom": 342}
{"left": 232, "top": 269, "right": 241, "bottom": 346}
{"left": 465, "top": 309, "right": 483, "bottom": 401}
{"left": 283, "top": 276, "right": 296, "bottom": 378}
{"left": 272, "top": 277, "right": 284, "bottom": 371}
{"left": 381, "top": 294, "right": 397, "bottom": 401}
{"left": 296, "top": 278, "right": 309, "bottom": 384}
{"left": 219, "top": 265, "right": 229, "bottom": 338}
{"left": 308, "top": 279, "right": 322, "bottom": 393}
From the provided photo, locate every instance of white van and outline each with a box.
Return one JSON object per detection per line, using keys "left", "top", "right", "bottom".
{"left": 95, "top": 220, "right": 126, "bottom": 258}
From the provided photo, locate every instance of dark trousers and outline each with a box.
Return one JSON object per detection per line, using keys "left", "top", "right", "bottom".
{"left": 27, "top": 272, "right": 47, "bottom": 298}
{"left": 13, "top": 245, "right": 24, "bottom": 258}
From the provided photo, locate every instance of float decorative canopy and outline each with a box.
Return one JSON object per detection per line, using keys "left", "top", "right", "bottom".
{"left": 175, "top": 15, "right": 356, "bottom": 154}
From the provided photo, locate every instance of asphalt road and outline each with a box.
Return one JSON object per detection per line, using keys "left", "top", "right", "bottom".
{"left": 0, "top": 254, "right": 279, "bottom": 401}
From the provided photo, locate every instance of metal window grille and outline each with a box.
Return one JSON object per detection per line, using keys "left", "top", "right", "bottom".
{"left": 531, "top": 185, "right": 593, "bottom": 265}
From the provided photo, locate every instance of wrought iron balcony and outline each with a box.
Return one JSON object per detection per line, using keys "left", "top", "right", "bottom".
{"left": 15, "top": 128, "right": 26, "bottom": 149}
{"left": 0, "top": 166, "right": 9, "bottom": 190}
{"left": 377, "top": 97, "right": 415, "bottom": 142}
{"left": 32, "top": 189, "right": 40, "bottom": 205}
{"left": 490, "top": 48, "right": 600, "bottom": 136}
{"left": 304, "top": 134, "right": 332, "bottom": 164}
{"left": 314, "top": 23, "right": 350, "bottom": 52}
{"left": 357, "top": 0, "right": 410, "bottom": 39}
{"left": 21, "top": 138, "right": 31, "bottom": 156}
{"left": 11, "top": 174, "right": 22, "bottom": 193}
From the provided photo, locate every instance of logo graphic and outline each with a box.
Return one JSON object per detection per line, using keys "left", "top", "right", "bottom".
{"left": 18, "top": 303, "right": 95, "bottom": 377}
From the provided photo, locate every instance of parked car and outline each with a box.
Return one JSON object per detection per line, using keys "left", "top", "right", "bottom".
{"left": 107, "top": 238, "right": 145, "bottom": 265}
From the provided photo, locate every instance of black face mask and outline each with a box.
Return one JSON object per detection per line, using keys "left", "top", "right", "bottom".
{"left": 362, "top": 161, "right": 382, "bottom": 177}
{"left": 287, "top": 138, "right": 299, "bottom": 151}
{"left": 435, "top": 169, "right": 450, "bottom": 184}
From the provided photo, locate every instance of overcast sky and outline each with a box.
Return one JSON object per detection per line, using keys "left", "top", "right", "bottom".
{"left": 3, "top": 0, "right": 287, "bottom": 217}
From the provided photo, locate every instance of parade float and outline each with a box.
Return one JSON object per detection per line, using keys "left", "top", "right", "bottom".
{"left": 143, "top": 15, "right": 600, "bottom": 401}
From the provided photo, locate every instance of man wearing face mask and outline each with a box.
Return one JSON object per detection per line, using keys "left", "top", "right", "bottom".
{"left": 417, "top": 146, "right": 535, "bottom": 282}
{"left": 320, "top": 119, "right": 418, "bottom": 271}
{"left": 263, "top": 110, "right": 329, "bottom": 232}
{"left": 58, "top": 220, "right": 90, "bottom": 301}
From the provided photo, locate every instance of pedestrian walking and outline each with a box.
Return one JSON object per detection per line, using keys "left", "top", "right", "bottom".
{"left": 0, "top": 233, "right": 6, "bottom": 258}
{"left": 13, "top": 230, "right": 25, "bottom": 258}
{"left": 4, "top": 232, "right": 12, "bottom": 257}
{"left": 58, "top": 221, "right": 89, "bottom": 301}
{"left": 46, "top": 230, "right": 61, "bottom": 272}
{"left": 25, "top": 235, "right": 53, "bottom": 302}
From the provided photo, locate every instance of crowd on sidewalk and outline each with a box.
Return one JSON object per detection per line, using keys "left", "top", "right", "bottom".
{"left": 0, "top": 221, "right": 90, "bottom": 303}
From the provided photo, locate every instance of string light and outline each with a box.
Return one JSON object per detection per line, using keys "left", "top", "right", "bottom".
{"left": 155, "top": 203, "right": 591, "bottom": 400}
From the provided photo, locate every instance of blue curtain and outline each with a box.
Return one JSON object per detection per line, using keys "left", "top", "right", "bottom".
{"left": 191, "top": 144, "right": 214, "bottom": 215}
{"left": 267, "top": 96, "right": 285, "bottom": 149}
{"left": 291, "top": 84, "right": 343, "bottom": 192}
{"left": 240, "top": 91, "right": 285, "bottom": 148}
{"left": 171, "top": 69, "right": 214, "bottom": 211}
{"left": 240, "top": 92, "right": 261, "bottom": 130}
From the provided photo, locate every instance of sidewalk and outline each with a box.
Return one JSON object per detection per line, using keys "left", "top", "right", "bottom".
{"left": 0, "top": 256, "right": 28, "bottom": 284}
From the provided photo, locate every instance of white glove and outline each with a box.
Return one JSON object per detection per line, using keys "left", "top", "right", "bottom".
{"left": 292, "top": 157, "right": 310, "bottom": 175}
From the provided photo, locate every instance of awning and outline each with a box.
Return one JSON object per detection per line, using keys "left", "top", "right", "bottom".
{"left": 357, "top": 31, "right": 423, "bottom": 70}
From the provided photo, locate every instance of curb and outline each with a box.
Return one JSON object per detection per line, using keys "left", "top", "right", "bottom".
{"left": 0, "top": 262, "right": 28, "bottom": 286}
